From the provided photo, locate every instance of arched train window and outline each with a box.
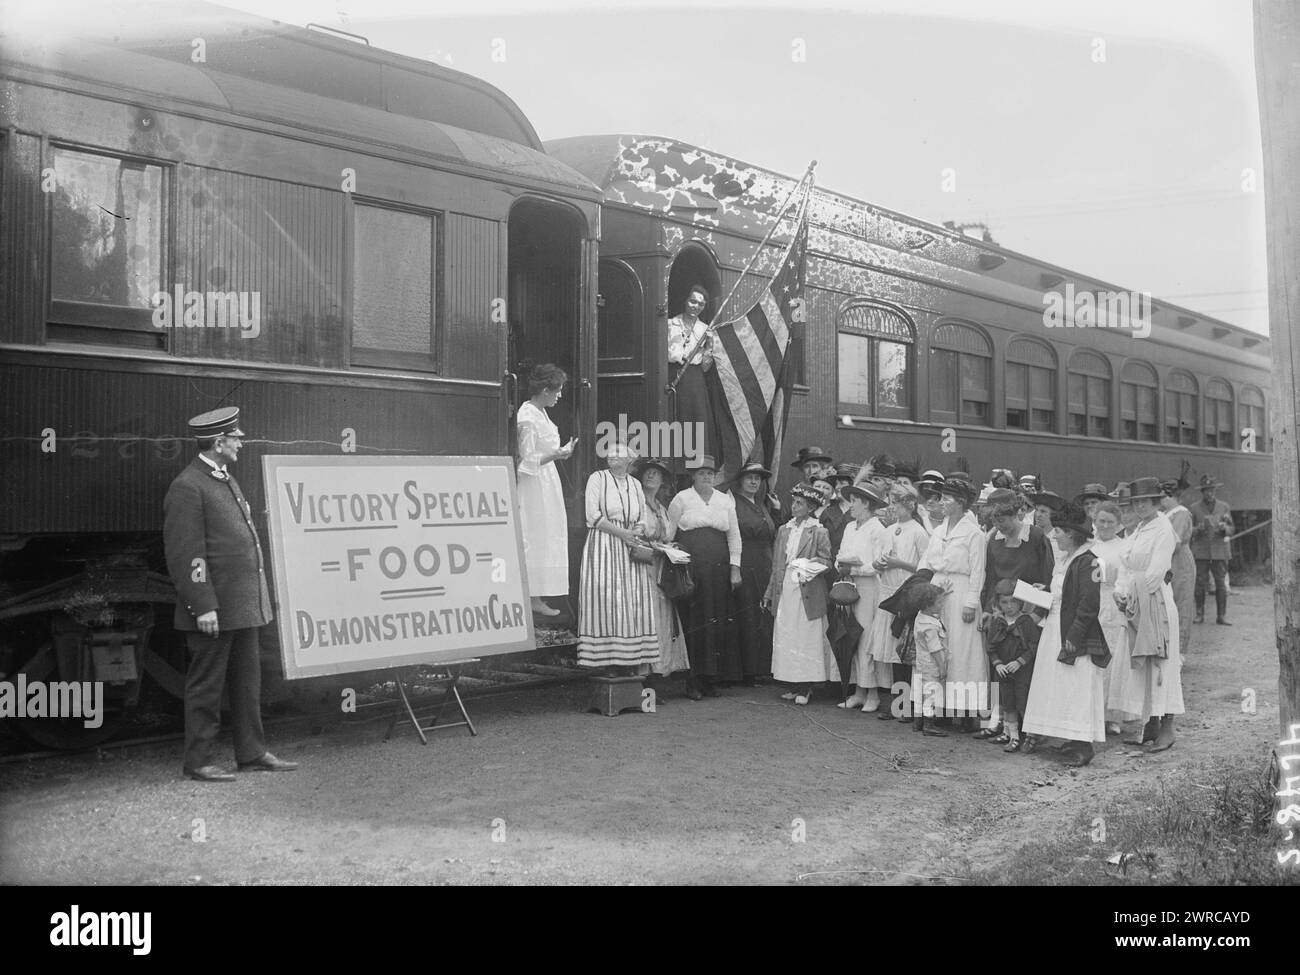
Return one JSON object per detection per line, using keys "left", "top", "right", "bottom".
{"left": 1067, "top": 350, "right": 1111, "bottom": 438}
{"left": 930, "top": 321, "right": 991, "bottom": 426}
{"left": 1005, "top": 337, "right": 1056, "bottom": 432}
{"left": 1239, "top": 386, "right": 1267, "bottom": 453}
{"left": 837, "top": 302, "right": 915, "bottom": 420}
{"left": 1165, "top": 370, "right": 1199, "bottom": 445}
{"left": 1120, "top": 360, "right": 1158, "bottom": 442}
{"left": 1205, "top": 379, "right": 1234, "bottom": 450}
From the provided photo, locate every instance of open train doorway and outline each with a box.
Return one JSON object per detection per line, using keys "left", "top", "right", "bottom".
{"left": 667, "top": 242, "right": 723, "bottom": 328}
{"left": 508, "top": 197, "right": 588, "bottom": 610}
{"left": 664, "top": 242, "right": 725, "bottom": 479}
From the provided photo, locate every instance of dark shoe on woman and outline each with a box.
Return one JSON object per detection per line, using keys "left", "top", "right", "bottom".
{"left": 1125, "top": 717, "right": 1160, "bottom": 746}
{"left": 684, "top": 680, "right": 704, "bottom": 702}
{"left": 1060, "top": 742, "right": 1095, "bottom": 767}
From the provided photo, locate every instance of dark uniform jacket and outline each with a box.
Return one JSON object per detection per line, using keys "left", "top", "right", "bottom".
{"left": 163, "top": 457, "right": 273, "bottom": 631}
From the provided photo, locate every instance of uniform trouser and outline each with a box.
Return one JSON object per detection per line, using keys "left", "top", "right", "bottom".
{"left": 184, "top": 627, "right": 267, "bottom": 771}
{"left": 1193, "top": 559, "right": 1228, "bottom": 619}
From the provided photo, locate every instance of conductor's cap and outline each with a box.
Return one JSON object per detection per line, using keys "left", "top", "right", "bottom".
{"left": 188, "top": 406, "right": 245, "bottom": 440}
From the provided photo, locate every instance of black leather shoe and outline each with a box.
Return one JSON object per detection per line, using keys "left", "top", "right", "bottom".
{"left": 185, "top": 765, "right": 236, "bottom": 782}
{"left": 1215, "top": 618, "right": 1232, "bottom": 626}
{"left": 237, "top": 752, "right": 299, "bottom": 772}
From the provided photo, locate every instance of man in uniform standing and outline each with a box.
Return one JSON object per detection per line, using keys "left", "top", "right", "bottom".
{"left": 163, "top": 407, "right": 298, "bottom": 781}
{"left": 1189, "top": 474, "right": 1234, "bottom": 625}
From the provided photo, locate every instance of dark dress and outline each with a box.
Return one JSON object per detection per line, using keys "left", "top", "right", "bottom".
{"left": 734, "top": 493, "right": 776, "bottom": 677}
{"left": 980, "top": 525, "right": 1055, "bottom": 612}
{"left": 676, "top": 527, "right": 742, "bottom": 680}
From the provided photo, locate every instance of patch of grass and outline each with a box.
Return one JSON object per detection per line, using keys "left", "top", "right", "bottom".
{"left": 972, "top": 756, "right": 1299, "bottom": 885}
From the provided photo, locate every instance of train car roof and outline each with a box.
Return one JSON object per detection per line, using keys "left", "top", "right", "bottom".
{"left": 548, "top": 134, "right": 1270, "bottom": 362}
{"left": 1, "top": 17, "right": 600, "bottom": 199}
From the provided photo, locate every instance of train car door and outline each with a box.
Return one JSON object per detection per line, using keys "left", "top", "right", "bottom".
{"left": 595, "top": 259, "right": 648, "bottom": 438}
{"left": 507, "top": 196, "right": 593, "bottom": 600}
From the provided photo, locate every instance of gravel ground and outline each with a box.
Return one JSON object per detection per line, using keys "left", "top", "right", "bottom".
{"left": 0, "top": 584, "right": 1280, "bottom": 885}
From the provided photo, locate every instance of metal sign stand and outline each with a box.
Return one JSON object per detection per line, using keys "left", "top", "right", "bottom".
{"left": 384, "top": 659, "right": 481, "bottom": 744}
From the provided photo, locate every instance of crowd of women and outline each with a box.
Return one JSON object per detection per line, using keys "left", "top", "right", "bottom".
{"left": 516, "top": 363, "right": 1193, "bottom": 765}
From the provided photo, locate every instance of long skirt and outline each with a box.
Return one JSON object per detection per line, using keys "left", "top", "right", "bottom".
{"left": 517, "top": 463, "right": 569, "bottom": 596}
{"left": 848, "top": 576, "right": 889, "bottom": 688}
{"left": 930, "top": 571, "right": 989, "bottom": 716}
{"left": 1022, "top": 605, "right": 1106, "bottom": 743}
{"left": 1133, "top": 583, "right": 1186, "bottom": 719}
{"left": 650, "top": 555, "right": 691, "bottom": 676}
{"left": 1171, "top": 547, "right": 1195, "bottom": 654}
{"left": 672, "top": 363, "right": 724, "bottom": 466}
{"left": 735, "top": 547, "right": 774, "bottom": 677}
{"left": 772, "top": 569, "right": 836, "bottom": 684}
{"left": 676, "top": 527, "right": 741, "bottom": 680}
{"left": 1101, "top": 619, "right": 1143, "bottom": 723}
{"left": 576, "top": 530, "right": 660, "bottom": 668}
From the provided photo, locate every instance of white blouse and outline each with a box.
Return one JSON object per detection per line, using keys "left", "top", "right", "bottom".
{"left": 667, "top": 315, "right": 711, "bottom": 366}
{"left": 838, "top": 517, "right": 886, "bottom": 577}
{"left": 667, "top": 487, "right": 742, "bottom": 566}
{"left": 920, "top": 510, "right": 988, "bottom": 611}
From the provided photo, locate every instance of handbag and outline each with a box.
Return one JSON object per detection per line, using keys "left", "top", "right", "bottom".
{"left": 659, "top": 560, "right": 696, "bottom": 600}
{"left": 828, "top": 570, "right": 860, "bottom": 607}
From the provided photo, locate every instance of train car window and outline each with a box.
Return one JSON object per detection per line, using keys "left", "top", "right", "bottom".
{"left": 1165, "top": 370, "right": 1199, "bottom": 446}
{"left": 351, "top": 202, "right": 438, "bottom": 371}
{"left": 1067, "top": 350, "right": 1111, "bottom": 439}
{"left": 1239, "top": 386, "right": 1267, "bottom": 453}
{"left": 597, "top": 261, "right": 642, "bottom": 372}
{"left": 1120, "top": 360, "right": 1159, "bottom": 442}
{"left": 1205, "top": 379, "right": 1235, "bottom": 450}
{"left": 836, "top": 302, "right": 914, "bottom": 421}
{"left": 931, "top": 322, "right": 991, "bottom": 426}
{"left": 1005, "top": 337, "right": 1057, "bottom": 433}
{"left": 48, "top": 147, "right": 166, "bottom": 344}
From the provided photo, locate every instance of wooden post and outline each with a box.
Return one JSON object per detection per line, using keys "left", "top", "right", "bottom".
{"left": 1255, "top": 0, "right": 1300, "bottom": 737}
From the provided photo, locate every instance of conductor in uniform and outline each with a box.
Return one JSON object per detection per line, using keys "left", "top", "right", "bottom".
{"left": 164, "top": 407, "right": 298, "bottom": 781}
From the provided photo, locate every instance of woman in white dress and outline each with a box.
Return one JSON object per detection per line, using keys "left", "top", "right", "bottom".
{"left": 516, "top": 364, "right": 575, "bottom": 618}
{"left": 919, "top": 472, "right": 987, "bottom": 730}
{"left": 763, "top": 483, "right": 834, "bottom": 704}
{"left": 1117, "top": 477, "right": 1185, "bottom": 752}
{"left": 834, "top": 484, "right": 894, "bottom": 713}
{"left": 635, "top": 458, "right": 690, "bottom": 679}
{"left": 1091, "top": 502, "right": 1142, "bottom": 735}
{"left": 863, "top": 483, "right": 928, "bottom": 714}
{"left": 1021, "top": 502, "right": 1110, "bottom": 766}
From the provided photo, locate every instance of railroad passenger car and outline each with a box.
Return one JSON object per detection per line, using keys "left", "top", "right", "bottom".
{"left": 0, "top": 6, "right": 602, "bottom": 746}
{"left": 548, "top": 134, "right": 1273, "bottom": 514}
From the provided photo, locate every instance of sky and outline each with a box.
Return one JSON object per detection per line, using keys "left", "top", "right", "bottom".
{"left": 8, "top": 0, "right": 1271, "bottom": 333}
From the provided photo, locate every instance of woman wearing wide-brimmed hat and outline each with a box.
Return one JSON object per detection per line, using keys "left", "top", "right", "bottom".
{"left": 667, "top": 454, "right": 742, "bottom": 698}
{"left": 861, "top": 482, "right": 930, "bottom": 715}
{"left": 1116, "top": 476, "right": 1184, "bottom": 752}
{"left": 634, "top": 458, "right": 690, "bottom": 682}
{"left": 732, "top": 461, "right": 777, "bottom": 681}
{"left": 919, "top": 472, "right": 988, "bottom": 729}
{"left": 763, "top": 482, "right": 836, "bottom": 704}
{"left": 1091, "top": 500, "right": 1141, "bottom": 735}
{"left": 834, "top": 482, "right": 892, "bottom": 712}
{"left": 1020, "top": 503, "right": 1110, "bottom": 767}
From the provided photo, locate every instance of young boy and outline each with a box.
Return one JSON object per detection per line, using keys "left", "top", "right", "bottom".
{"left": 911, "top": 583, "right": 949, "bottom": 737}
{"left": 985, "top": 578, "right": 1040, "bottom": 752}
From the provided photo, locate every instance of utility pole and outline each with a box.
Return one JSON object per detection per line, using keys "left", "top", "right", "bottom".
{"left": 1254, "top": 0, "right": 1299, "bottom": 739}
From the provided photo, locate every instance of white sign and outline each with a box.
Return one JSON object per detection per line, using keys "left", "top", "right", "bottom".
{"left": 262, "top": 456, "right": 535, "bottom": 679}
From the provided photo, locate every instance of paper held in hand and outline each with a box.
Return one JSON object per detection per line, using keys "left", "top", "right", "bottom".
{"left": 1013, "top": 579, "right": 1054, "bottom": 611}
{"left": 655, "top": 543, "right": 692, "bottom": 564}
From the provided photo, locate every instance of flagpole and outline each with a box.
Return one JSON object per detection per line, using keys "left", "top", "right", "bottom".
{"left": 666, "top": 160, "right": 817, "bottom": 395}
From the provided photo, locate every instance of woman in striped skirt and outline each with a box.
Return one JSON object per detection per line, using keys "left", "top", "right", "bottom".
{"left": 576, "top": 444, "right": 660, "bottom": 670}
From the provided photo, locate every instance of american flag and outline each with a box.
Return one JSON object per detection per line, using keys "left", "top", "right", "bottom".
{"left": 710, "top": 209, "right": 808, "bottom": 473}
